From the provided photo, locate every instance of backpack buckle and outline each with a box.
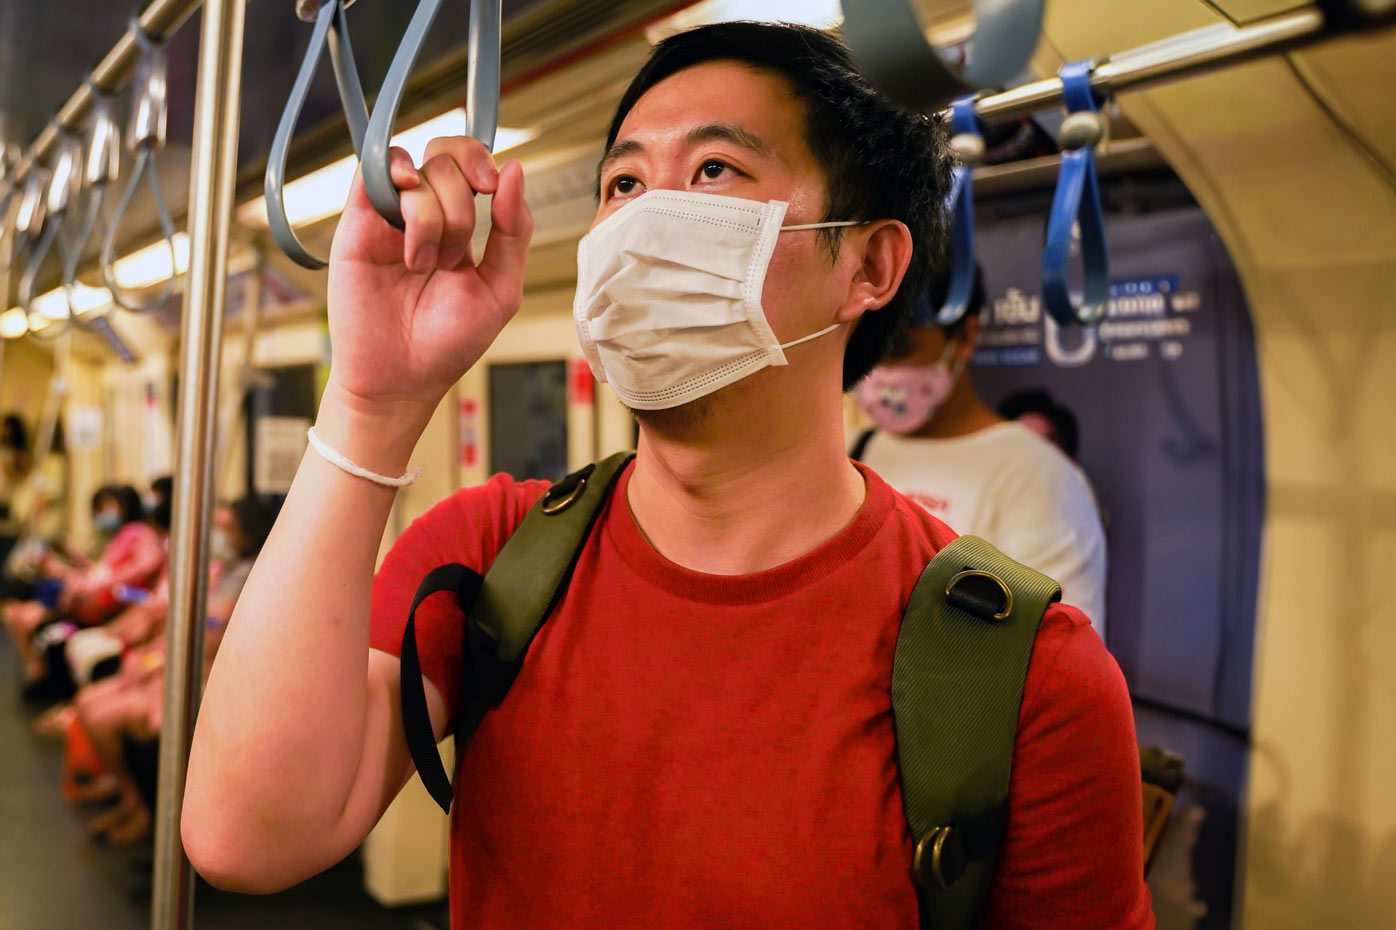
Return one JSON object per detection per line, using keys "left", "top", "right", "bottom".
{"left": 945, "top": 569, "right": 1014, "bottom": 621}
{"left": 914, "top": 825, "right": 968, "bottom": 890}
{"left": 541, "top": 463, "right": 597, "bottom": 515}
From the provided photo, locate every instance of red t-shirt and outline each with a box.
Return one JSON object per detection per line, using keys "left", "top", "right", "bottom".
{"left": 370, "top": 462, "right": 1153, "bottom": 929}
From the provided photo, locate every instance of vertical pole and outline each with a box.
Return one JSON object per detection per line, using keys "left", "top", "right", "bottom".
{"left": 152, "top": 0, "right": 246, "bottom": 927}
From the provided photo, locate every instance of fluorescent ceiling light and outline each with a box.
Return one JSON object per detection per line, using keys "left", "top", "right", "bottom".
{"left": 0, "top": 308, "right": 28, "bottom": 339}
{"left": 646, "top": 0, "right": 843, "bottom": 42}
{"left": 109, "top": 233, "right": 191, "bottom": 290}
{"left": 239, "top": 112, "right": 537, "bottom": 229}
{"left": 30, "top": 282, "right": 112, "bottom": 321}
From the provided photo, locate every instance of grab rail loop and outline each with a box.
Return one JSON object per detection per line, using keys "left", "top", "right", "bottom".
{"left": 21, "top": 132, "right": 85, "bottom": 339}
{"left": 100, "top": 18, "right": 177, "bottom": 313}
{"left": 58, "top": 85, "right": 122, "bottom": 325}
{"left": 361, "top": 0, "right": 501, "bottom": 229}
{"left": 267, "top": 0, "right": 369, "bottom": 269}
{"left": 1041, "top": 59, "right": 1110, "bottom": 328}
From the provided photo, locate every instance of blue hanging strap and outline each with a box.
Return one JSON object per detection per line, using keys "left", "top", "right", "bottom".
{"left": 1042, "top": 59, "right": 1109, "bottom": 328}
{"left": 930, "top": 95, "right": 985, "bottom": 327}
{"left": 267, "top": 0, "right": 369, "bottom": 270}
{"left": 361, "top": 0, "right": 501, "bottom": 230}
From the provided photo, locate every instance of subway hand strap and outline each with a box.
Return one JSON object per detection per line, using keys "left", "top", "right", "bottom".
{"left": 1042, "top": 58, "right": 1110, "bottom": 328}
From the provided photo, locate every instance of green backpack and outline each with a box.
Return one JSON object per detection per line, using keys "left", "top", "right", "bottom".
{"left": 399, "top": 451, "right": 1062, "bottom": 928}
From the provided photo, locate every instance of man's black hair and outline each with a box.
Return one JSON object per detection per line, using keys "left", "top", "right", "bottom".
{"left": 997, "top": 388, "right": 1080, "bottom": 460}
{"left": 601, "top": 22, "right": 953, "bottom": 389}
{"left": 151, "top": 475, "right": 174, "bottom": 505}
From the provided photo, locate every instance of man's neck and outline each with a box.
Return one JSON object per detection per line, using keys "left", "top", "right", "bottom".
{"left": 910, "top": 378, "right": 1003, "bottom": 440}
{"left": 626, "top": 375, "right": 866, "bottom": 576}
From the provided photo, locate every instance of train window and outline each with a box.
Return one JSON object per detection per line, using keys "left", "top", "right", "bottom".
{"left": 488, "top": 360, "right": 569, "bottom": 483}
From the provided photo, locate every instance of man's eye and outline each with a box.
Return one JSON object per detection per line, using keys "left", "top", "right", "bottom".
{"left": 609, "top": 176, "right": 642, "bottom": 197}
{"left": 699, "top": 160, "right": 728, "bottom": 180}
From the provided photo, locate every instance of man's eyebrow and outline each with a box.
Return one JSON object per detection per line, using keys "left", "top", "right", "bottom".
{"left": 599, "top": 139, "right": 645, "bottom": 171}
{"left": 684, "top": 123, "right": 773, "bottom": 157}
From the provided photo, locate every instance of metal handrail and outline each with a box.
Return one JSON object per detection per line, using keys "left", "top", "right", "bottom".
{"left": 361, "top": 0, "right": 501, "bottom": 228}
{"left": 7, "top": 0, "right": 202, "bottom": 191}
{"left": 266, "top": 0, "right": 369, "bottom": 269}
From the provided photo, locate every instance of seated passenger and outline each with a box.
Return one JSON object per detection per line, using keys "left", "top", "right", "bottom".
{"left": 4, "top": 485, "right": 164, "bottom": 692}
{"left": 74, "top": 494, "right": 277, "bottom": 844}
{"left": 852, "top": 269, "right": 1109, "bottom": 637}
{"left": 0, "top": 420, "right": 68, "bottom": 602}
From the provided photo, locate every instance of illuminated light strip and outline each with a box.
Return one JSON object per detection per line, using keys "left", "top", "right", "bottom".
{"left": 240, "top": 110, "right": 537, "bottom": 229}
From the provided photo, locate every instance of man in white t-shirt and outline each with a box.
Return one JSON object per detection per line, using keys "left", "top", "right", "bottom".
{"left": 851, "top": 271, "right": 1108, "bottom": 638}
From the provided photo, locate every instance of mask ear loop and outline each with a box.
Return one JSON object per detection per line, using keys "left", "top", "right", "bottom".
{"left": 100, "top": 17, "right": 177, "bottom": 313}
{"left": 267, "top": 0, "right": 369, "bottom": 269}
{"left": 360, "top": 0, "right": 500, "bottom": 229}
{"left": 22, "top": 131, "right": 84, "bottom": 341}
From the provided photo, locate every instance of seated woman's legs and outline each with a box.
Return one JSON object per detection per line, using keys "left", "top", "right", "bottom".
{"left": 75, "top": 680, "right": 154, "bottom": 843}
{"left": 4, "top": 600, "right": 51, "bottom": 680}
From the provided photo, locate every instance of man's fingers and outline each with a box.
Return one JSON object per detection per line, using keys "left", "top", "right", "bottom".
{"left": 419, "top": 153, "right": 477, "bottom": 270}
{"left": 423, "top": 136, "right": 498, "bottom": 196}
{"left": 344, "top": 146, "right": 419, "bottom": 224}
{"left": 400, "top": 173, "right": 445, "bottom": 273}
{"left": 477, "top": 161, "right": 533, "bottom": 304}
{"left": 389, "top": 147, "right": 422, "bottom": 190}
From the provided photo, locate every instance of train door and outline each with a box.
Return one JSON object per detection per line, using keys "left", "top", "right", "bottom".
{"left": 963, "top": 169, "right": 1265, "bottom": 927}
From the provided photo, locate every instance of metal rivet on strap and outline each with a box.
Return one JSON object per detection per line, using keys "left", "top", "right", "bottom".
{"left": 945, "top": 569, "right": 1014, "bottom": 621}
{"left": 541, "top": 477, "right": 586, "bottom": 515}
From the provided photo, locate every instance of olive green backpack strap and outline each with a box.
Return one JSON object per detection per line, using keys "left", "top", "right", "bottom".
{"left": 399, "top": 451, "right": 635, "bottom": 814}
{"left": 894, "top": 535, "right": 1062, "bottom": 928}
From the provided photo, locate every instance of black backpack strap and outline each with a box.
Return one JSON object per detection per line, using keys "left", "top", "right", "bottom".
{"left": 400, "top": 563, "right": 483, "bottom": 812}
{"left": 849, "top": 428, "right": 877, "bottom": 462}
{"left": 893, "top": 535, "right": 1061, "bottom": 929}
{"left": 399, "top": 451, "right": 636, "bottom": 814}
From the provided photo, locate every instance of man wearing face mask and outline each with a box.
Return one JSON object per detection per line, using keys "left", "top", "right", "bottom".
{"left": 185, "top": 22, "right": 1151, "bottom": 930}
{"left": 852, "top": 269, "right": 1108, "bottom": 638}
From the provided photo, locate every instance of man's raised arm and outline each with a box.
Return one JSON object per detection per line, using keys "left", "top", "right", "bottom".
{"left": 182, "top": 137, "right": 532, "bottom": 892}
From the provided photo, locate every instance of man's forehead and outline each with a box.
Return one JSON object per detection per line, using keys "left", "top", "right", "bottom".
{"left": 612, "top": 61, "right": 807, "bottom": 154}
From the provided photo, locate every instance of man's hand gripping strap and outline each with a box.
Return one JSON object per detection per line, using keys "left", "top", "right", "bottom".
{"left": 399, "top": 451, "right": 636, "bottom": 814}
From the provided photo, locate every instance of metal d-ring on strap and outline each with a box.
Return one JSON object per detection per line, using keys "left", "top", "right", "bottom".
{"left": 100, "top": 17, "right": 177, "bottom": 313}
{"left": 1041, "top": 59, "right": 1110, "bottom": 328}
{"left": 19, "top": 132, "right": 85, "bottom": 340}
{"left": 361, "top": 0, "right": 501, "bottom": 229}
{"left": 935, "top": 95, "right": 986, "bottom": 326}
{"left": 267, "top": 0, "right": 369, "bottom": 269}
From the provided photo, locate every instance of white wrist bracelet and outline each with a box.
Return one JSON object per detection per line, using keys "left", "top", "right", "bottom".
{"left": 306, "top": 427, "right": 421, "bottom": 489}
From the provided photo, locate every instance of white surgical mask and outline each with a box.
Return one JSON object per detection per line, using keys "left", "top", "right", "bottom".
{"left": 573, "top": 190, "right": 859, "bottom": 410}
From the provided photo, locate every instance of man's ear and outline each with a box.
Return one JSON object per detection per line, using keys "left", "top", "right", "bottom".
{"left": 835, "top": 219, "right": 914, "bottom": 325}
